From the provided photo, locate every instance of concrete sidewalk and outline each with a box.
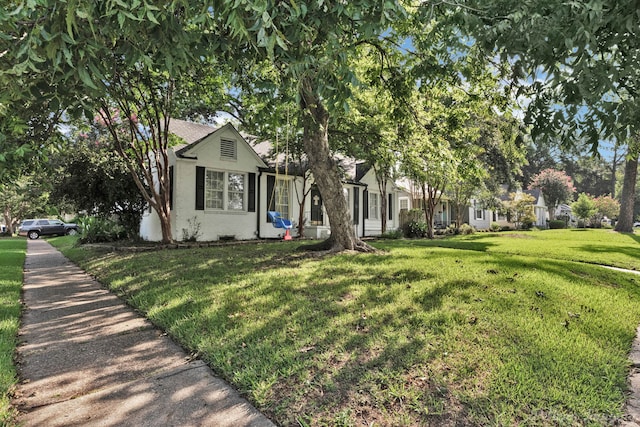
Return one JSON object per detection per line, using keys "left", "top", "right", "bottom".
{"left": 13, "top": 239, "right": 276, "bottom": 427}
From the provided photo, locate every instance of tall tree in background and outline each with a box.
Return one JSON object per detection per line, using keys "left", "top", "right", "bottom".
{"left": 332, "top": 47, "right": 403, "bottom": 234}
{"left": 617, "top": 136, "right": 640, "bottom": 231}
{"left": 0, "top": 177, "right": 50, "bottom": 234}
{"left": 50, "top": 126, "right": 147, "bottom": 237}
{"left": 529, "top": 169, "right": 576, "bottom": 220}
{"left": 462, "top": 0, "right": 640, "bottom": 231}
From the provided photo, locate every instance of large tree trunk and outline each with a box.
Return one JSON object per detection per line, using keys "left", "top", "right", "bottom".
{"left": 98, "top": 99, "right": 174, "bottom": 244}
{"left": 376, "top": 171, "right": 388, "bottom": 234}
{"left": 3, "top": 209, "right": 13, "bottom": 234}
{"left": 548, "top": 203, "right": 556, "bottom": 221}
{"left": 615, "top": 155, "right": 638, "bottom": 232}
{"left": 295, "top": 170, "right": 312, "bottom": 237}
{"left": 300, "top": 79, "right": 374, "bottom": 252}
{"left": 611, "top": 144, "right": 622, "bottom": 198}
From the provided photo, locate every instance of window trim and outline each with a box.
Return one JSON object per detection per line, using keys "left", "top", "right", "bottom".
{"left": 369, "top": 192, "right": 380, "bottom": 220}
{"left": 203, "top": 168, "right": 247, "bottom": 212}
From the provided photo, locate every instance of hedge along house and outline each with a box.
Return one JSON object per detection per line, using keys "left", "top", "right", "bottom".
{"left": 139, "top": 119, "right": 411, "bottom": 242}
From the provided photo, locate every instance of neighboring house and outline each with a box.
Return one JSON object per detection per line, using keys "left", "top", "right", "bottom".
{"left": 468, "top": 188, "right": 549, "bottom": 229}
{"left": 397, "top": 178, "right": 454, "bottom": 229}
{"left": 555, "top": 204, "right": 576, "bottom": 224}
{"left": 139, "top": 119, "right": 411, "bottom": 242}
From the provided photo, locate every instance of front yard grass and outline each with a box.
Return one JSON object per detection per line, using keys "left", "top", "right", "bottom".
{"left": 403, "top": 228, "right": 640, "bottom": 271}
{"left": 50, "top": 229, "right": 640, "bottom": 426}
{"left": 0, "top": 238, "right": 25, "bottom": 425}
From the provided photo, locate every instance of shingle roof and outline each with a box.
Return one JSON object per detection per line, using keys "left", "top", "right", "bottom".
{"left": 169, "top": 119, "right": 218, "bottom": 145}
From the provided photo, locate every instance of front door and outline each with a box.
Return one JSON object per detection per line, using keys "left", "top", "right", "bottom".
{"left": 310, "top": 188, "right": 324, "bottom": 225}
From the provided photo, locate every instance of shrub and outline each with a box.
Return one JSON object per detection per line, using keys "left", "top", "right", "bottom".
{"left": 548, "top": 220, "right": 566, "bottom": 229}
{"left": 404, "top": 220, "right": 428, "bottom": 238}
{"left": 500, "top": 226, "right": 513, "bottom": 231}
{"left": 181, "top": 217, "right": 202, "bottom": 242}
{"left": 459, "top": 223, "right": 476, "bottom": 235}
{"left": 380, "top": 229, "right": 403, "bottom": 239}
{"left": 79, "top": 216, "right": 126, "bottom": 243}
{"left": 490, "top": 222, "right": 501, "bottom": 232}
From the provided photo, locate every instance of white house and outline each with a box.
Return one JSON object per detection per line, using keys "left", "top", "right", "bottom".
{"left": 468, "top": 188, "right": 549, "bottom": 229}
{"left": 139, "top": 119, "right": 411, "bottom": 242}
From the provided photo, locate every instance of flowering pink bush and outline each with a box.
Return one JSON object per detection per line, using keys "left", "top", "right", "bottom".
{"left": 529, "top": 169, "right": 576, "bottom": 219}
{"left": 593, "top": 195, "right": 620, "bottom": 220}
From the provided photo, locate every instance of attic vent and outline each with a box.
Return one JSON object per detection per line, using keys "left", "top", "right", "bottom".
{"left": 220, "top": 139, "right": 237, "bottom": 160}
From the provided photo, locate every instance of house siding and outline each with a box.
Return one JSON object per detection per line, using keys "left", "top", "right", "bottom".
{"left": 140, "top": 121, "right": 412, "bottom": 242}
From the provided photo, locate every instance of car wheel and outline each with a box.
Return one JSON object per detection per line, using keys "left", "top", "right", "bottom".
{"left": 27, "top": 230, "right": 40, "bottom": 240}
{"left": 66, "top": 228, "right": 78, "bottom": 236}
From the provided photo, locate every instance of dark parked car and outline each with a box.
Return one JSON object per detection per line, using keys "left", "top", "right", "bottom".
{"left": 18, "top": 219, "right": 80, "bottom": 240}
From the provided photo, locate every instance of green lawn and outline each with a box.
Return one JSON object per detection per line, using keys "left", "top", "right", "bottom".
{"left": 0, "top": 238, "right": 25, "bottom": 425}
{"left": 399, "top": 228, "right": 640, "bottom": 271}
{"left": 50, "top": 229, "right": 640, "bottom": 426}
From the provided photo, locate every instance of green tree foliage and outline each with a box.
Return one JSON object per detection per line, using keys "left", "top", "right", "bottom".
{"left": 461, "top": 0, "right": 640, "bottom": 231}
{"left": 592, "top": 195, "right": 620, "bottom": 227}
{"left": 502, "top": 192, "right": 536, "bottom": 230}
{"left": 529, "top": 169, "right": 576, "bottom": 220}
{"left": 0, "top": 178, "right": 49, "bottom": 234}
{"left": 572, "top": 193, "right": 597, "bottom": 228}
{"left": 210, "top": 0, "right": 407, "bottom": 251}
{"left": 0, "top": 99, "right": 64, "bottom": 185}
{"left": 1, "top": 1, "right": 229, "bottom": 243}
{"left": 331, "top": 47, "right": 404, "bottom": 234}
{"left": 50, "top": 132, "right": 147, "bottom": 238}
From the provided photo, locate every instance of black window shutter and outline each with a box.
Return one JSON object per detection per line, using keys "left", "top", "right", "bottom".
{"left": 169, "top": 166, "right": 174, "bottom": 210}
{"left": 266, "top": 175, "right": 275, "bottom": 222}
{"left": 353, "top": 187, "right": 359, "bottom": 224}
{"left": 248, "top": 173, "right": 256, "bottom": 212}
{"left": 195, "top": 166, "right": 205, "bottom": 210}
{"left": 388, "top": 193, "right": 393, "bottom": 220}
{"left": 363, "top": 189, "right": 369, "bottom": 219}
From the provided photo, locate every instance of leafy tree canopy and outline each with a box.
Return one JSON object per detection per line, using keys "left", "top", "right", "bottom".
{"left": 462, "top": 0, "right": 640, "bottom": 147}
{"left": 529, "top": 168, "right": 576, "bottom": 219}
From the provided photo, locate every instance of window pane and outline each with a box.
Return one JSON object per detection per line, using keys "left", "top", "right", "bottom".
{"left": 369, "top": 193, "right": 379, "bottom": 219}
{"left": 275, "top": 178, "right": 290, "bottom": 217}
{"left": 206, "top": 170, "right": 224, "bottom": 209}
{"left": 228, "top": 173, "right": 245, "bottom": 210}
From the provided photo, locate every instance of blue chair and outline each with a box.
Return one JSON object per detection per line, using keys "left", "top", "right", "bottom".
{"left": 268, "top": 211, "right": 293, "bottom": 240}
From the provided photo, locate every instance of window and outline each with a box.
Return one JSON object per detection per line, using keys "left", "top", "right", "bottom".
{"left": 369, "top": 192, "right": 379, "bottom": 220}
{"left": 205, "top": 170, "right": 245, "bottom": 211}
{"left": 205, "top": 170, "right": 224, "bottom": 210}
{"left": 220, "top": 139, "right": 237, "bottom": 160}
{"left": 399, "top": 198, "right": 409, "bottom": 211}
{"left": 274, "top": 179, "right": 290, "bottom": 217}
{"left": 227, "top": 173, "right": 245, "bottom": 210}
{"left": 473, "top": 201, "right": 484, "bottom": 220}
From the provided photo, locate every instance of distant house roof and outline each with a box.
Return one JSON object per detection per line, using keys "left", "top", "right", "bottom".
{"left": 169, "top": 119, "right": 218, "bottom": 145}
{"left": 524, "top": 188, "right": 542, "bottom": 200}
{"left": 355, "top": 163, "right": 371, "bottom": 182}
